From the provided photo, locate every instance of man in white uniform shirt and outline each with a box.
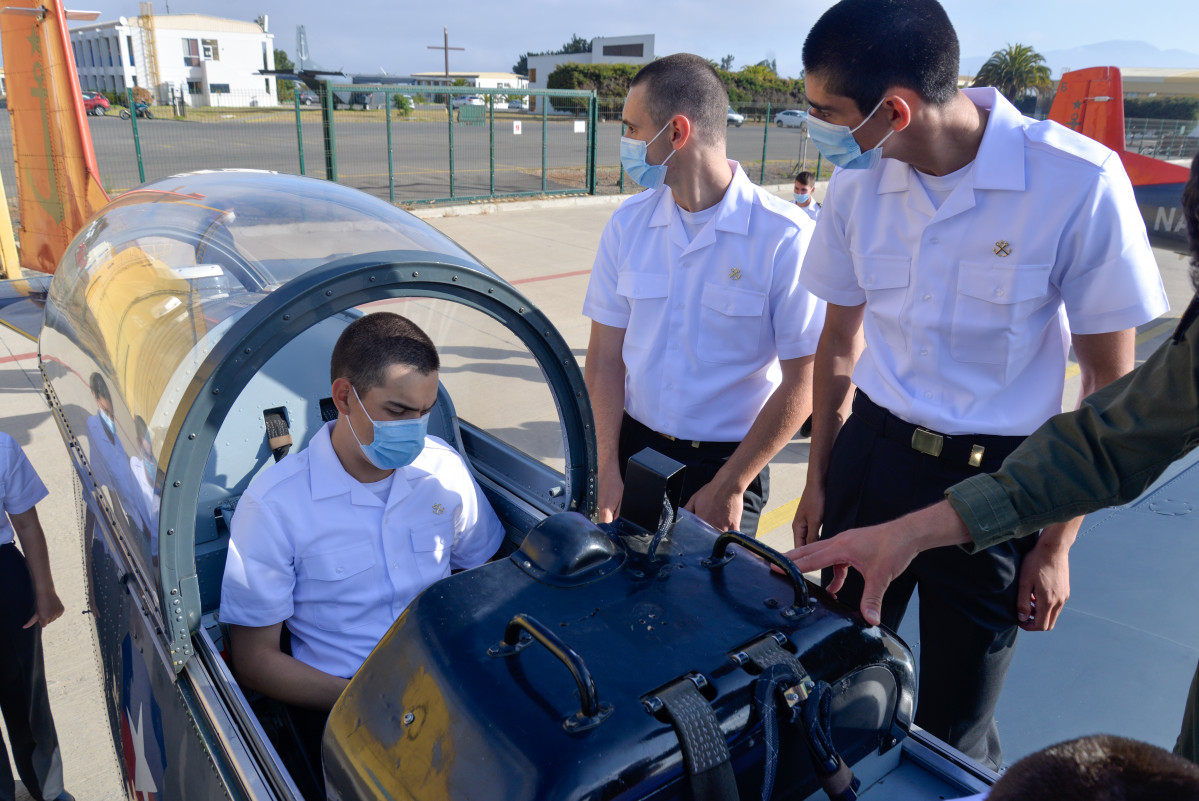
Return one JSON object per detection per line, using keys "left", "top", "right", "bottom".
{"left": 584, "top": 53, "right": 825, "bottom": 537}
{"left": 793, "top": 171, "right": 822, "bottom": 223}
{"left": 789, "top": 0, "right": 1168, "bottom": 769}
{"left": 220, "top": 312, "right": 504, "bottom": 768}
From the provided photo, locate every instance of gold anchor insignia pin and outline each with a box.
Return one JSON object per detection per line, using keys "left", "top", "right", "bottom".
{"left": 994, "top": 240, "right": 1012, "bottom": 257}
{"left": 729, "top": 267, "right": 742, "bottom": 280}
{"left": 432, "top": 503, "right": 445, "bottom": 515}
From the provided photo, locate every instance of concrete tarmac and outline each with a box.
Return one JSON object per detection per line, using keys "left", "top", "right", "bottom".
{"left": 0, "top": 186, "right": 1192, "bottom": 799}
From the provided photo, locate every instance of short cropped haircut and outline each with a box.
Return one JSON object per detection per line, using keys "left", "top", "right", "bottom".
{"left": 330, "top": 312, "right": 440, "bottom": 393}
{"left": 631, "top": 53, "right": 728, "bottom": 146}
{"left": 803, "top": 0, "right": 960, "bottom": 114}
{"left": 987, "top": 734, "right": 1199, "bottom": 801}
{"left": 90, "top": 372, "right": 112, "bottom": 405}
{"left": 795, "top": 171, "right": 815, "bottom": 184}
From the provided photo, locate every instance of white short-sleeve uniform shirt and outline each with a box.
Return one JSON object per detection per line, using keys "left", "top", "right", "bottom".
{"left": 801, "top": 88, "right": 1168, "bottom": 436}
{"left": 797, "top": 201, "right": 822, "bottom": 224}
{"left": 583, "top": 161, "right": 827, "bottom": 442}
{"left": 220, "top": 422, "right": 505, "bottom": 678}
{"left": 0, "top": 433, "right": 48, "bottom": 545}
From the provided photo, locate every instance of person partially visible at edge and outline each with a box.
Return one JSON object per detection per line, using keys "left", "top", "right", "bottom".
{"left": 979, "top": 735, "right": 1199, "bottom": 801}
{"left": 789, "top": 0, "right": 1168, "bottom": 769}
{"left": 0, "top": 432, "right": 73, "bottom": 801}
{"left": 789, "top": 153, "right": 1199, "bottom": 763}
{"left": 219, "top": 312, "right": 505, "bottom": 782}
{"left": 793, "top": 170, "right": 822, "bottom": 223}
{"left": 583, "top": 53, "right": 826, "bottom": 537}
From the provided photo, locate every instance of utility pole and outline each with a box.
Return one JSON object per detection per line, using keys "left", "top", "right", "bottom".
{"left": 427, "top": 26, "right": 464, "bottom": 100}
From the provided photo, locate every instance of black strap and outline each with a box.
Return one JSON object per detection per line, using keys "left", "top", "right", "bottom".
{"left": 745, "top": 637, "right": 860, "bottom": 801}
{"left": 657, "top": 678, "right": 741, "bottom": 801}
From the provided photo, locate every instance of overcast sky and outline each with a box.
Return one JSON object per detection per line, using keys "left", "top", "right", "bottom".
{"left": 45, "top": 0, "right": 1199, "bottom": 77}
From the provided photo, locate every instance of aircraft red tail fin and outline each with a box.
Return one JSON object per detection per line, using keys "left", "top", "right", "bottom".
{"left": 0, "top": 0, "right": 109, "bottom": 274}
{"left": 1049, "top": 66, "right": 1125, "bottom": 153}
{"left": 1050, "top": 66, "right": 1189, "bottom": 188}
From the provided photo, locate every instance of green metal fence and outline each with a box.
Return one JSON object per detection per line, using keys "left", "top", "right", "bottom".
{"left": 0, "top": 87, "right": 837, "bottom": 211}
{"left": 308, "top": 83, "right": 600, "bottom": 205}
{"left": 1125, "top": 116, "right": 1199, "bottom": 160}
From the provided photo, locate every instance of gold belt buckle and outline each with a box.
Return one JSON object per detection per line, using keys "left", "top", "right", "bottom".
{"left": 911, "top": 427, "right": 944, "bottom": 457}
{"left": 968, "top": 444, "right": 985, "bottom": 468}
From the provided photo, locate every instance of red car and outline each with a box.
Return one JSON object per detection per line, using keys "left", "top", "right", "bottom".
{"left": 81, "top": 91, "right": 109, "bottom": 115}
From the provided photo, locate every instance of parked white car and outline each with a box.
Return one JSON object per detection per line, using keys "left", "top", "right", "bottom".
{"left": 452, "top": 94, "right": 485, "bottom": 108}
{"left": 774, "top": 109, "right": 805, "bottom": 127}
{"left": 727, "top": 106, "right": 745, "bottom": 127}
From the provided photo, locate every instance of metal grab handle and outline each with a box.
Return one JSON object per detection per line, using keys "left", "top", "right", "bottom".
{"left": 490, "top": 613, "right": 611, "bottom": 729}
{"left": 705, "top": 531, "right": 812, "bottom": 618}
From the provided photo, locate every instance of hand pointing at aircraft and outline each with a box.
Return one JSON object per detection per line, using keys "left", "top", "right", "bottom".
{"left": 786, "top": 500, "right": 973, "bottom": 626}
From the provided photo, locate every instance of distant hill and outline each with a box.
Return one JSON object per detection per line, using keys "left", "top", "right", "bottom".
{"left": 962, "top": 40, "right": 1199, "bottom": 79}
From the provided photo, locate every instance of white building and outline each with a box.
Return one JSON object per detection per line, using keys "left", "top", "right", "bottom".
{"left": 525, "top": 34, "right": 655, "bottom": 113}
{"left": 69, "top": 13, "right": 276, "bottom": 108}
{"left": 405, "top": 71, "right": 528, "bottom": 93}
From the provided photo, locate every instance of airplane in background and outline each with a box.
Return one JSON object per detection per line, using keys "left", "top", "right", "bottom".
{"left": 1049, "top": 66, "right": 1191, "bottom": 253}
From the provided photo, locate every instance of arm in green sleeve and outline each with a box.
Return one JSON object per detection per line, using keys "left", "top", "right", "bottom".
{"left": 948, "top": 298, "right": 1199, "bottom": 554}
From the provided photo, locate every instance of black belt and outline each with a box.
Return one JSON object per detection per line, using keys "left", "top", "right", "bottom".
{"left": 851, "top": 391, "right": 1025, "bottom": 470}
{"left": 622, "top": 413, "right": 739, "bottom": 458}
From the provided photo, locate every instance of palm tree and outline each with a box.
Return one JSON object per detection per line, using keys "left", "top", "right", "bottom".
{"left": 971, "top": 44, "right": 1052, "bottom": 105}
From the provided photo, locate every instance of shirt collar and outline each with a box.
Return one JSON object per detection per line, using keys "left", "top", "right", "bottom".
{"left": 648, "top": 160, "right": 754, "bottom": 237}
{"left": 877, "top": 87, "right": 1026, "bottom": 195}
{"left": 308, "top": 421, "right": 408, "bottom": 506}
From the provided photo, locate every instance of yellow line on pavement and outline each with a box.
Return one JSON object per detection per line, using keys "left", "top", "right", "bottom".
{"left": 1063, "top": 317, "right": 1176, "bottom": 380}
{"left": 758, "top": 497, "right": 800, "bottom": 539}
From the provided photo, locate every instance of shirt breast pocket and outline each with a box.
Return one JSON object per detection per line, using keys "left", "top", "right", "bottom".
{"left": 951, "top": 261, "right": 1053, "bottom": 366}
{"left": 410, "top": 519, "right": 455, "bottom": 585}
{"left": 853, "top": 255, "right": 911, "bottom": 353}
{"left": 298, "top": 542, "right": 378, "bottom": 632}
{"left": 698, "top": 282, "right": 767, "bottom": 364}
{"left": 616, "top": 272, "right": 669, "bottom": 350}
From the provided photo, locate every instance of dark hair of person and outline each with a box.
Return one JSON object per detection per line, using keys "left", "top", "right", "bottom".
{"left": 1185, "top": 152, "right": 1199, "bottom": 292}
{"left": 803, "top": 0, "right": 960, "bottom": 114}
{"left": 330, "top": 312, "right": 440, "bottom": 393}
{"left": 796, "top": 171, "right": 815, "bottom": 184}
{"left": 89, "top": 372, "right": 111, "bottom": 405}
{"left": 987, "top": 734, "right": 1199, "bottom": 801}
{"left": 631, "top": 53, "right": 729, "bottom": 146}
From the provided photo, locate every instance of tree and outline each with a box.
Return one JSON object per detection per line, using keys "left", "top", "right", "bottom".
{"left": 512, "top": 34, "right": 591, "bottom": 76}
{"left": 393, "top": 93, "right": 412, "bottom": 117}
{"left": 719, "top": 55, "right": 735, "bottom": 71}
{"left": 971, "top": 43, "right": 1051, "bottom": 105}
{"left": 274, "top": 49, "right": 295, "bottom": 102}
{"left": 754, "top": 58, "right": 777, "bottom": 76}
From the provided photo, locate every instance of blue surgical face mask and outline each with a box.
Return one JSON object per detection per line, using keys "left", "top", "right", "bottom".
{"left": 99, "top": 409, "right": 116, "bottom": 439}
{"left": 794, "top": 192, "right": 811, "bottom": 204}
{"left": 350, "top": 386, "right": 429, "bottom": 471}
{"left": 804, "top": 97, "right": 895, "bottom": 170}
{"left": 620, "top": 119, "right": 676, "bottom": 188}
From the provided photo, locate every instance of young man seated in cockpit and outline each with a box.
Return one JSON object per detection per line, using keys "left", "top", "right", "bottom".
{"left": 219, "top": 312, "right": 504, "bottom": 755}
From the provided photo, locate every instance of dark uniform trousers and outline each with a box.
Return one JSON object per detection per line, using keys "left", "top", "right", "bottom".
{"left": 821, "top": 392, "right": 1035, "bottom": 771}
{"left": 618, "top": 413, "right": 769, "bottom": 538}
{"left": 0, "top": 544, "right": 65, "bottom": 801}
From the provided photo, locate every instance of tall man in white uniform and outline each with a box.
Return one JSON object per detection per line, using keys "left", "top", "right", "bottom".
{"left": 584, "top": 53, "right": 826, "bottom": 537}
{"left": 789, "top": 0, "right": 1168, "bottom": 769}
{"left": 220, "top": 312, "right": 504, "bottom": 772}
